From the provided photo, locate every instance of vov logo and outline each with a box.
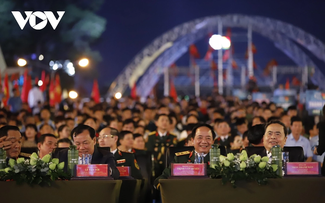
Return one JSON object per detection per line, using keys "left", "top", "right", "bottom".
{"left": 12, "top": 11, "right": 65, "bottom": 30}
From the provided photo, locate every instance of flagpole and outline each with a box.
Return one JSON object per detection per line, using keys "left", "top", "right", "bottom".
{"left": 247, "top": 24, "right": 254, "bottom": 77}
{"left": 226, "top": 47, "right": 233, "bottom": 96}
{"left": 195, "top": 63, "right": 200, "bottom": 97}
{"left": 164, "top": 67, "right": 169, "bottom": 96}
{"left": 272, "top": 65, "right": 277, "bottom": 91}
{"left": 241, "top": 65, "right": 246, "bottom": 90}
{"left": 218, "top": 19, "right": 223, "bottom": 95}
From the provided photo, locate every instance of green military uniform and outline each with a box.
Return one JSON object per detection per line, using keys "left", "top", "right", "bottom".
{"left": 146, "top": 131, "right": 177, "bottom": 178}
{"left": 154, "top": 150, "right": 212, "bottom": 188}
{"left": 114, "top": 149, "right": 143, "bottom": 179}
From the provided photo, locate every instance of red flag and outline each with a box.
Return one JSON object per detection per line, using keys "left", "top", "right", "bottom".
{"left": 292, "top": 76, "right": 301, "bottom": 86}
{"left": 169, "top": 78, "right": 178, "bottom": 102}
{"left": 263, "top": 59, "right": 278, "bottom": 76}
{"left": 204, "top": 49, "right": 213, "bottom": 61}
{"left": 245, "top": 43, "right": 257, "bottom": 59}
{"left": 189, "top": 44, "right": 200, "bottom": 59}
{"left": 10, "top": 73, "right": 19, "bottom": 82}
{"left": 40, "top": 71, "right": 46, "bottom": 92}
{"left": 285, "top": 78, "right": 290, "bottom": 90}
{"left": 253, "top": 61, "right": 257, "bottom": 69}
{"left": 55, "top": 74, "right": 62, "bottom": 104}
{"left": 232, "top": 60, "right": 238, "bottom": 69}
{"left": 170, "top": 63, "right": 178, "bottom": 77}
{"left": 131, "top": 83, "right": 137, "bottom": 99}
{"left": 2, "top": 73, "right": 9, "bottom": 106}
{"left": 49, "top": 77, "right": 55, "bottom": 107}
{"left": 210, "top": 71, "right": 218, "bottom": 87}
{"left": 226, "top": 28, "right": 232, "bottom": 38}
{"left": 223, "top": 49, "right": 230, "bottom": 62}
{"left": 223, "top": 70, "right": 227, "bottom": 80}
{"left": 13, "top": 80, "right": 19, "bottom": 89}
{"left": 21, "top": 69, "right": 31, "bottom": 103}
{"left": 91, "top": 79, "right": 100, "bottom": 103}
{"left": 211, "top": 60, "right": 217, "bottom": 70}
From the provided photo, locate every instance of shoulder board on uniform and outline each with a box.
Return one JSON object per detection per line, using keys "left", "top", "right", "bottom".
{"left": 19, "top": 152, "right": 31, "bottom": 158}
{"left": 148, "top": 131, "right": 156, "bottom": 136}
{"left": 169, "top": 132, "right": 177, "bottom": 137}
{"left": 175, "top": 151, "right": 190, "bottom": 156}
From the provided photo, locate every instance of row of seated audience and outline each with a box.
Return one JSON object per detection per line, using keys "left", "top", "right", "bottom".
{"left": 0, "top": 96, "right": 324, "bottom": 202}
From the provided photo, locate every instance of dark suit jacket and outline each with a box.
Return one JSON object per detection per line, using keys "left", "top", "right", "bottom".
{"left": 55, "top": 146, "right": 120, "bottom": 179}
{"left": 245, "top": 146, "right": 304, "bottom": 162}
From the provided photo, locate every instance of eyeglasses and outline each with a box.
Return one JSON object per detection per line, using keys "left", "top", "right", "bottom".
{"left": 97, "top": 134, "right": 114, "bottom": 140}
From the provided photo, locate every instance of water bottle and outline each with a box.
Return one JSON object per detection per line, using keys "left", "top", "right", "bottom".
{"left": 271, "top": 145, "right": 282, "bottom": 177}
{"left": 68, "top": 145, "right": 79, "bottom": 176}
{"left": 0, "top": 148, "right": 6, "bottom": 169}
{"left": 209, "top": 144, "right": 220, "bottom": 169}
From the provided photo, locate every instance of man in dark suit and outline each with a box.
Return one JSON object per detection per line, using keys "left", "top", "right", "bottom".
{"left": 262, "top": 120, "right": 287, "bottom": 158}
{"left": 57, "top": 124, "right": 119, "bottom": 179}
{"left": 98, "top": 127, "right": 142, "bottom": 179}
{"left": 154, "top": 123, "right": 216, "bottom": 189}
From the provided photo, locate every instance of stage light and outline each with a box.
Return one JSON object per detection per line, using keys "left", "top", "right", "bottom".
{"left": 78, "top": 58, "right": 89, "bottom": 67}
{"left": 17, "top": 58, "right": 27, "bottom": 67}
{"left": 69, "top": 90, "right": 78, "bottom": 99}
{"left": 114, "top": 92, "right": 122, "bottom": 100}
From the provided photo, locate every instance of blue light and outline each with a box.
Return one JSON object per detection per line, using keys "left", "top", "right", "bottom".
{"left": 31, "top": 53, "right": 37, "bottom": 60}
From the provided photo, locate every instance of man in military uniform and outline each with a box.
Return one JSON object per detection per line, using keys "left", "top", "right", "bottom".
{"left": 98, "top": 127, "right": 142, "bottom": 179}
{"left": 154, "top": 123, "right": 216, "bottom": 188}
{"left": 146, "top": 114, "right": 177, "bottom": 178}
{"left": 214, "top": 120, "right": 231, "bottom": 147}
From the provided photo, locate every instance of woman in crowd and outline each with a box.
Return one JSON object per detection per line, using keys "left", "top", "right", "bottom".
{"left": 57, "top": 124, "right": 71, "bottom": 139}
{"left": 22, "top": 124, "right": 38, "bottom": 148}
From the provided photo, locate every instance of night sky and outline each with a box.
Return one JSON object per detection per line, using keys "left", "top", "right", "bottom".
{"left": 91, "top": 0, "right": 325, "bottom": 91}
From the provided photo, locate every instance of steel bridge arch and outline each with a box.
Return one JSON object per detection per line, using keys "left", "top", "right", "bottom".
{"left": 108, "top": 14, "right": 325, "bottom": 97}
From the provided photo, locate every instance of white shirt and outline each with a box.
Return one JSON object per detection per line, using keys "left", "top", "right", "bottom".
{"left": 285, "top": 133, "right": 313, "bottom": 158}
{"left": 78, "top": 155, "right": 92, "bottom": 164}
{"left": 28, "top": 87, "right": 44, "bottom": 108}
{"left": 111, "top": 148, "right": 117, "bottom": 155}
{"left": 158, "top": 130, "right": 167, "bottom": 137}
{"left": 195, "top": 151, "right": 207, "bottom": 157}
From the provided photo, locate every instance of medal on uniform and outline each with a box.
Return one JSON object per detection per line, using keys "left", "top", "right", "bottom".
{"left": 117, "top": 159, "right": 126, "bottom": 164}
{"left": 134, "top": 159, "right": 140, "bottom": 170}
{"left": 155, "top": 143, "right": 158, "bottom": 146}
{"left": 161, "top": 146, "right": 165, "bottom": 155}
{"left": 173, "top": 138, "right": 177, "bottom": 145}
{"left": 154, "top": 147, "right": 158, "bottom": 152}
{"left": 166, "top": 143, "right": 169, "bottom": 147}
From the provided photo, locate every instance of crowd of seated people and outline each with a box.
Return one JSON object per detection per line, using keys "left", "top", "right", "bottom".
{"left": 0, "top": 95, "right": 325, "bottom": 201}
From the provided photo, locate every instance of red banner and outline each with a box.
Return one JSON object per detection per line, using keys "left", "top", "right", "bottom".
{"left": 76, "top": 164, "right": 109, "bottom": 177}
{"left": 117, "top": 166, "right": 130, "bottom": 177}
{"left": 171, "top": 163, "right": 207, "bottom": 176}
{"left": 286, "top": 162, "right": 320, "bottom": 175}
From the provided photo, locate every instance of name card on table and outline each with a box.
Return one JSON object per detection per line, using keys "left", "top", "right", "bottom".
{"left": 117, "top": 166, "right": 130, "bottom": 177}
{"left": 285, "top": 162, "right": 321, "bottom": 175}
{"left": 76, "top": 164, "right": 109, "bottom": 177}
{"left": 171, "top": 163, "right": 207, "bottom": 176}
